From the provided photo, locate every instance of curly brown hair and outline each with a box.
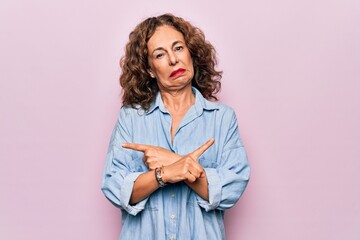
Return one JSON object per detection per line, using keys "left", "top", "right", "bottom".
{"left": 120, "top": 13, "right": 222, "bottom": 110}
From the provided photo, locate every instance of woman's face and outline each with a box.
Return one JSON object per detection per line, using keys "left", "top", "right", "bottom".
{"left": 147, "top": 25, "right": 194, "bottom": 92}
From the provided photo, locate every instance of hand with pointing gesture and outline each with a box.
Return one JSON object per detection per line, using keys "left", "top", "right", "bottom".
{"left": 122, "top": 143, "right": 181, "bottom": 170}
{"left": 161, "top": 138, "right": 214, "bottom": 183}
{"left": 122, "top": 138, "right": 215, "bottom": 183}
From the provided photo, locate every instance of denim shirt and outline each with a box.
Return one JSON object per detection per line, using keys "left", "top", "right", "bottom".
{"left": 101, "top": 87, "right": 250, "bottom": 240}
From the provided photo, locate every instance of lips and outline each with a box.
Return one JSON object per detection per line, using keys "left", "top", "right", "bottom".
{"left": 170, "top": 68, "right": 186, "bottom": 78}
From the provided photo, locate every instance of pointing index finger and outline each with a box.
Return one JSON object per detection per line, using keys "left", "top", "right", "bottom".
{"left": 122, "top": 143, "right": 149, "bottom": 152}
{"left": 190, "top": 138, "right": 215, "bottom": 159}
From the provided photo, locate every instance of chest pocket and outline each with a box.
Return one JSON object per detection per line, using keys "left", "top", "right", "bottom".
{"left": 198, "top": 154, "right": 218, "bottom": 168}
{"left": 129, "top": 152, "right": 148, "bottom": 172}
{"left": 195, "top": 143, "right": 219, "bottom": 168}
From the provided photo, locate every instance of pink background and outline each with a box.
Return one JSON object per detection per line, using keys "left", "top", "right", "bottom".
{"left": 1, "top": 0, "right": 359, "bottom": 239}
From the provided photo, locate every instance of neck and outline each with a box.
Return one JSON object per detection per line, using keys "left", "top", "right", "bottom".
{"left": 159, "top": 85, "right": 195, "bottom": 112}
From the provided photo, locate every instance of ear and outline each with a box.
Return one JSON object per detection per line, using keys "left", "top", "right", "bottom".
{"left": 147, "top": 68, "right": 155, "bottom": 78}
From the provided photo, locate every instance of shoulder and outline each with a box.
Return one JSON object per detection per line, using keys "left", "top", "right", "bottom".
{"left": 215, "top": 101, "right": 235, "bottom": 113}
{"left": 116, "top": 105, "right": 148, "bottom": 126}
{"left": 205, "top": 100, "right": 236, "bottom": 118}
{"left": 119, "top": 105, "right": 147, "bottom": 117}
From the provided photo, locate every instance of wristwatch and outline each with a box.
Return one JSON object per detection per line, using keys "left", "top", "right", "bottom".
{"left": 155, "top": 167, "right": 166, "bottom": 187}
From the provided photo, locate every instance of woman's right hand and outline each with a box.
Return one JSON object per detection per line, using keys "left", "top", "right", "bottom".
{"left": 122, "top": 143, "right": 181, "bottom": 170}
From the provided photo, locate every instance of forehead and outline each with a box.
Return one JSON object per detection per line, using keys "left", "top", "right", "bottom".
{"left": 147, "top": 25, "right": 185, "bottom": 51}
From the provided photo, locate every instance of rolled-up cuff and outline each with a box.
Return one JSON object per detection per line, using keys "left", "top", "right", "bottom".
{"left": 196, "top": 168, "right": 222, "bottom": 211}
{"left": 120, "top": 172, "right": 149, "bottom": 216}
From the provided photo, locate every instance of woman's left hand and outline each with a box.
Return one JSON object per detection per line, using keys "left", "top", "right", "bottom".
{"left": 122, "top": 143, "right": 181, "bottom": 170}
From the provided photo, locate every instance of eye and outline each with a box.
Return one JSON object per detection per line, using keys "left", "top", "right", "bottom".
{"left": 174, "top": 46, "right": 183, "bottom": 51}
{"left": 155, "top": 53, "right": 164, "bottom": 59}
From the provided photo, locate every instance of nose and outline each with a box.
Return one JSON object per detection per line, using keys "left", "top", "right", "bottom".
{"left": 168, "top": 51, "right": 178, "bottom": 66}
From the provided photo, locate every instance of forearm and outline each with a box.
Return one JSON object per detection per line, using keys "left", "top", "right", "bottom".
{"left": 128, "top": 139, "right": 214, "bottom": 204}
{"left": 185, "top": 176, "right": 209, "bottom": 201}
{"left": 130, "top": 170, "right": 159, "bottom": 205}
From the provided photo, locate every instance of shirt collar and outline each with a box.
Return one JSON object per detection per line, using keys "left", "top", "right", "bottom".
{"left": 145, "top": 87, "right": 219, "bottom": 115}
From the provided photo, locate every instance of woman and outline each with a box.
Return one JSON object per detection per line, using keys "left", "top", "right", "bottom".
{"left": 102, "top": 13, "right": 250, "bottom": 240}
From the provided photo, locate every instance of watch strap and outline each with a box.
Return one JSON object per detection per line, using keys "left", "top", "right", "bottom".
{"left": 155, "top": 167, "right": 166, "bottom": 187}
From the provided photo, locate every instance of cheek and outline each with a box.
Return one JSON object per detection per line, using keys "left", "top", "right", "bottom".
{"left": 188, "top": 58, "right": 194, "bottom": 73}
{"left": 186, "top": 55, "right": 194, "bottom": 70}
{"left": 153, "top": 61, "right": 169, "bottom": 75}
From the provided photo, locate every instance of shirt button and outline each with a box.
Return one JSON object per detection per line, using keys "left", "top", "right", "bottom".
{"left": 170, "top": 235, "right": 174, "bottom": 240}
{"left": 170, "top": 214, "right": 175, "bottom": 219}
{"left": 171, "top": 193, "right": 175, "bottom": 198}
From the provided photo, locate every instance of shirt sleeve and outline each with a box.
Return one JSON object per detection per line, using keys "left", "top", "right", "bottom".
{"left": 101, "top": 108, "right": 149, "bottom": 216}
{"left": 196, "top": 110, "right": 250, "bottom": 211}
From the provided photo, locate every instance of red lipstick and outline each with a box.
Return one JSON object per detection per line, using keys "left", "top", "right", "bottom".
{"left": 170, "top": 68, "right": 186, "bottom": 78}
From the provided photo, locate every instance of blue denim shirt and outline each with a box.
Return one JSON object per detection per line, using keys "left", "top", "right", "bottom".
{"left": 101, "top": 87, "right": 250, "bottom": 240}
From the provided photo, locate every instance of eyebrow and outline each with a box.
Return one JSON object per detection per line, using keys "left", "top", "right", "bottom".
{"left": 152, "top": 40, "right": 184, "bottom": 54}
